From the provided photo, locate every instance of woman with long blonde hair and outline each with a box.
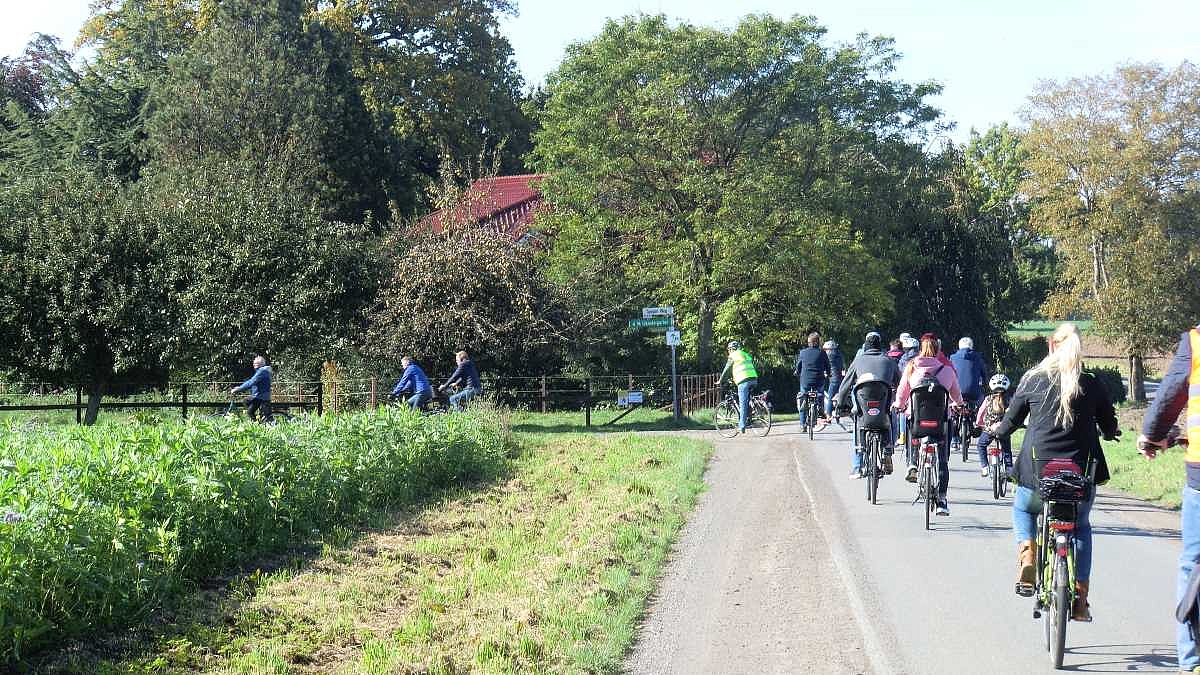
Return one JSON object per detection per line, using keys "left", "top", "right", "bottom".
{"left": 990, "top": 323, "right": 1119, "bottom": 621}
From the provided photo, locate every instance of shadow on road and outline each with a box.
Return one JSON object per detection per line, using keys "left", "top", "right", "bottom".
{"left": 1057, "top": 642, "right": 1175, "bottom": 672}
{"left": 1092, "top": 525, "right": 1179, "bottom": 540}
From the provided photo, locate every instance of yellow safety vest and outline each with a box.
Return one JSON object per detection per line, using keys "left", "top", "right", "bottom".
{"left": 729, "top": 349, "right": 758, "bottom": 384}
{"left": 1188, "top": 329, "right": 1200, "bottom": 461}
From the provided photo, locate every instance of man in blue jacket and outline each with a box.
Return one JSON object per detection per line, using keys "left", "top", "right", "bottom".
{"left": 230, "top": 354, "right": 273, "bottom": 422}
{"left": 392, "top": 356, "right": 434, "bottom": 410}
{"left": 950, "top": 336, "right": 990, "bottom": 455}
{"left": 794, "top": 332, "right": 831, "bottom": 432}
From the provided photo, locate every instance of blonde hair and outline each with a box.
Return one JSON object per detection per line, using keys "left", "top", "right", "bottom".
{"left": 1030, "top": 322, "right": 1083, "bottom": 427}
{"left": 918, "top": 337, "right": 937, "bottom": 358}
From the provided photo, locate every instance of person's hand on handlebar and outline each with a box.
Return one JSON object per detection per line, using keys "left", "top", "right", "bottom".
{"left": 1137, "top": 433, "right": 1167, "bottom": 460}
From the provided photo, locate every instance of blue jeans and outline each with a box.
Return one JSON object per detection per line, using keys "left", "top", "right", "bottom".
{"left": 1179, "top": 487, "right": 1200, "bottom": 670}
{"left": 737, "top": 378, "right": 756, "bottom": 431}
{"left": 448, "top": 386, "right": 480, "bottom": 411}
{"left": 851, "top": 419, "right": 893, "bottom": 472}
{"left": 825, "top": 379, "right": 842, "bottom": 416}
{"left": 797, "top": 387, "right": 821, "bottom": 428}
{"left": 1012, "top": 485, "right": 1094, "bottom": 582}
{"left": 976, "top": 431, "right": 1012, "bottom": 469}
{"left": 407, "top": 389, "right": 432, "bottom": 410}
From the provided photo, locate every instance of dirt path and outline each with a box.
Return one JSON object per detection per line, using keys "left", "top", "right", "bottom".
{"left": 625, "top": 428, "right": 876, "bottom": 674}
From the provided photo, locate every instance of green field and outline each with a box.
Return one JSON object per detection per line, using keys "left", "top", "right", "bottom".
{"left": 1007, "top": 319, "right": 1094, "bottom": 336}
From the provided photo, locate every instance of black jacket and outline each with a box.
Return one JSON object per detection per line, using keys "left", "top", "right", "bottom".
{"left": 993, "top": 369, "right": 1118, "bottom": 490}
{"left": 793, "top": 347, "right": 830, "bottom": 391}
{"left": 834, "top": 348, "right": 901, "bottom": 410}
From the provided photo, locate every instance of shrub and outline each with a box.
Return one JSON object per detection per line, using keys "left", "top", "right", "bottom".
{"left": 0, "top": 408, "right": 508, "bottom": 661}
{"left": 1090, "top": 365, "right": 1127, "bottom": 405}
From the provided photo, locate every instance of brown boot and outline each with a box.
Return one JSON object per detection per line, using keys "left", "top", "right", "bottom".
{"left": 1015, "top": 540, "right": 1035, "bottom": 596}
{"left": 1072, "top": 580, "right": 1092, "bottom": 621}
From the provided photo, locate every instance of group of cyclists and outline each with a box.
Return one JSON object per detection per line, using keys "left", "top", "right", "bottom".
{"left": 720, "top": 322, "right": 1119, "bottom": 628}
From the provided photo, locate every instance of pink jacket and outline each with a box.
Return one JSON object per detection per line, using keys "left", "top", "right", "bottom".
{"left": 895, "top": 356, "right": 964, "bottom": 412}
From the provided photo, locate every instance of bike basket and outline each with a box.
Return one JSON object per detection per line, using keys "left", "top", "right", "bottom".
{"left": 1039, "top": 471, "right": 1088, "bottom": 503}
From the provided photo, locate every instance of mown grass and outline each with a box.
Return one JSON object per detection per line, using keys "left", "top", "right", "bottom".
{"left": 33, "top": 423, "right": 712, "bottom": 674}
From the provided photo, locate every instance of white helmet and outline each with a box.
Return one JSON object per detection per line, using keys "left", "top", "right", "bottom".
{"left": 989, "top": 374, "right": 1010, "bottom": 392}
{"left": 822, "top": 340, "right": 837, "bottom": 350}
{"left": 959, "top": 336, "right": 974, "bottom": 350}
{"left": 901, "top": 336, "right": 917, "bottom": 350}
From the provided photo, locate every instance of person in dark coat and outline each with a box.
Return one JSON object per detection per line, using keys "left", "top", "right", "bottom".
{"left": 990, "top": 323, "right": 1119, "bottom": 620}
{"left": 794, "top": 332, "right": 830, "bottom": 431}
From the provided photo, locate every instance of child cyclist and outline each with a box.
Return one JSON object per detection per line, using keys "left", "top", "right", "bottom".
{"left": 975, "top": 374, "right": 1013, "bottom": 477}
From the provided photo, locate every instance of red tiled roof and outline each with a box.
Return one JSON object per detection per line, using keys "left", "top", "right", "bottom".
{"left": 426, "top": 174, "right": 546, "bottom": 239}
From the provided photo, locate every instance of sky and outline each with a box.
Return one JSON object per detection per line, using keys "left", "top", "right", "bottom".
{"left": 3, "top": 0, "right": 1198, "bottom": 143}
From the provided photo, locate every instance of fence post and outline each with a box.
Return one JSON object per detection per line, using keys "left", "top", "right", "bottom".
{"left": 369, "top": 376, "right": 377, "bottom": 409}
{"left": 75, "top": 386, "right": 82, "bottom": 425}
{"left": 317, "top": 381, "right": 324, "bottom": 415}
{"left": 540, "top": 375, "right": 548, "bottom": 413}
{"left": 628, "top": 373, "right": 634, "bottom": 391}
{"left": 181, "top": 383, "right": 189, "bottom": 420}
{"left": 585, "top": 378, "right": 592, "bottom": 427}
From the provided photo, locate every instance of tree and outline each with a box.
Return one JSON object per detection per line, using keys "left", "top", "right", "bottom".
{"left": 0, "top": 170, "right": 174, "bottom": 423}
{"left": 532, "top": 14, "right": 941, "bottom": 369}
{"left": 146, "top": 0, "right": 388, "bottom": 224}
{"left": 365, "top": 227, "right": 568, "bottom": 378}
{"left": 1021, "top": 62, "right": 1200, "bottom": 401}
{"left": 318, "top": 0, "right": 533, "bottom": 214}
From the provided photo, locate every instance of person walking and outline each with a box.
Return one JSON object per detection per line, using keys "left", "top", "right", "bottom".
{"left": 1136, "top": 322, "right": 1200, "bottom": 672}
{"left": 439, "top": 350, "right": 482, "bottom": 411}
{"left": 230, "top": 354, "right": 273, "bottom": 422}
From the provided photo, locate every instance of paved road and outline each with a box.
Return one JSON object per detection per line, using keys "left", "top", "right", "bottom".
{"left": 627, "top": 424, "right": 1182, "bottom": 674}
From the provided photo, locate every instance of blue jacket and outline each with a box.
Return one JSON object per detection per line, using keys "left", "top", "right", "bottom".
{"left": 392, "top": 363, "right": 433, "bottom": 397}
{"left": 1143, "top": 330, "right": 1195, "bottom": 486}
{"left": 827, "top": 349, "right": 845, "bottom": 384}
{"left": 443, "top": 359, "right": 482, "bottom": 391}
{"left": 793, "top": 347, "right": 830, "bottom": 391}
{"left": 234, "top": 366, "right": 272, "bottom": 401}
{"left": 897, "top": 347, "right": 919, "bottom": 373}
{"left": 951, "top": 348, "right": 989, "bottom": 401}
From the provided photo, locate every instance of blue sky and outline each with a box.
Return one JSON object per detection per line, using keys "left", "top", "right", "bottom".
{"left": 5, "top": 0, "right": 1198, "bottom": 143}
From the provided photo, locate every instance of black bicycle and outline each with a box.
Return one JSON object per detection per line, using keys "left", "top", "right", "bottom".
{"left": 715, "top": 389, "right": 772, "bottom": 438}
{"left": 851, "top": 381, "right": 894, "bottom": 505}
{"left": 955, "top": 401, "right": 976, "bottom": 462}
{"left": 797, "top": 388, "right": 822, "bottom": 440}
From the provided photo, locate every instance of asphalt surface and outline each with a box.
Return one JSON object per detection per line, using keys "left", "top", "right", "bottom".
{"left": 626, "top": 423, "right": 1183, "bottom": 674}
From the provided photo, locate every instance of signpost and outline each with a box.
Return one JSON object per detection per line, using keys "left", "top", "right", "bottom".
{"left": 627, "top": 317, "right": 672, "bottom": 331}
{"left": 629, "top": 306, "right": 681, "bottom": 421}
{"left": 642, "top": 306, "right": 675, "bottom": 318}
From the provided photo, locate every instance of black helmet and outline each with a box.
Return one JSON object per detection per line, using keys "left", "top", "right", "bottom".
{"left": 863, "top": 331, "right": 882, "bottom": 350}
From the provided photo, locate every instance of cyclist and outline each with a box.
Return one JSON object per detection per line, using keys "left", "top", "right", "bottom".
{"left": 989, "top": 322, "right": 1117, "bottom": 620}
{"left": 886, "top": 338, "right": 904, "bottom": 362}
{"left": 229, "top": 354, "right": 273, "bottom": 422}
{"left": 794, "top": 332, "right": 830, "bottom": 432}
{"left": 894, "top": 333, "right": 964, "bottom": 515}
{"left": 834, "top": 331, "right": 900, "bottom": 479}
{"left": 1135, "top": 322, "right": 1200, "bottom": 671}
{"left": 718, "top": 340, "right": 758, "bottom": 434}
{"left": 391, "top": 355, "right": 434, "bottom": 410}
{"left": 823, "top": 340, "right": 846, "bottom": 423}
{"left": 439, "top": 350, "right": 482, "bottom": 411}
{"left": 951, "top": 336, "right": 990, "bottom": 456}
{"left": 974, "top": 374, "right": 1013, "bottom": 477}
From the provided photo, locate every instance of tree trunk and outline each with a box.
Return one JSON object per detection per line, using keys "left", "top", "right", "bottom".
{"left": 1128, "top": 354, "right": 1147, "bottom": 404}
{"left": 84, "top": 381, "right": 106, "bottom": 425}
{"left": 697, "top": 296, "right": 715, "bottom": 373}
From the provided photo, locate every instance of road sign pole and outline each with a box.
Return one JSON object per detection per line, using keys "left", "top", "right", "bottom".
{"left": 671, "top": 317, "right": 680, "bottom": 422}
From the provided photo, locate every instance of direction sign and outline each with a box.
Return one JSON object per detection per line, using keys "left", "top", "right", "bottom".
{"left": 665, "top": 330, "right": 682, "bottom": 346}
{"left": 642, "top": 306, "right": 675, "bottom": 319}
{"left": 628, "top": 317, "right": 672, "bottom": 330}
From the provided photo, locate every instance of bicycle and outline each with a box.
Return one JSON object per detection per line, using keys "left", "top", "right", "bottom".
{"left": 987, "top": 436, "right": 1009, "bottom": 500}
{"left": 796, "top": 388, "right": 822, "bottom": 440}
{"left": 714, "top": 388, "right": 772, "bottom": 438}
{"left": 955, "top": 400, "right": 977, "bottom": 462}
{"left": 1030, "top": 459, "right": 1092, "bottom": 669}
{"left": 906, "top": 384, "right": 950, "bottom": 530}
{"left": 912, "top": 433, "right": 940, "bottom": 530}
{"left": 851, "top": 381, "right": 894, "bottom": 505}
{"left": 211, "top": 398, "right": 293, "bottom": 423}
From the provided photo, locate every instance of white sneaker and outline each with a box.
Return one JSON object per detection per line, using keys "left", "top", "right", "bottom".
{"left": 980, "top": 467, "right": 989, "bottom": 478}
{"left": 849, "top": 470, "right": 863, "bottom": 479}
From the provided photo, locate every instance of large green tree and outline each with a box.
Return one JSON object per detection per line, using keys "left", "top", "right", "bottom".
{"left": 1022, "top": 62, "right": 1200, "bottom": 400}
{"left": 146, "top": 0, "right": 388, "bottom": 224}
{"left": 0, "top": 170, "right": 174, "bottom": 422}
{"left": 533, "top": 14, "right": 941, "bottom": 369}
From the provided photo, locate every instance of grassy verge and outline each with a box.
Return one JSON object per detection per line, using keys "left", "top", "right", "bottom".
{"left": 35, "top": 425, "right": 712, "bottom": 674}
{"left": 509, "top": 407, "right": 798, "bottom": 434}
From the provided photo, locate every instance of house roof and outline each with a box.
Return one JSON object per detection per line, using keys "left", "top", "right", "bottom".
{"left": 426, "top": 174, "right": 546, "bottom": 237}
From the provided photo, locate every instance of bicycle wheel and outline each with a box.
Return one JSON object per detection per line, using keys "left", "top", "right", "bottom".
{"left": 714, "top": 401, "right": 740, "bottom": 438}
{"left": 992, "top": 462, "right": 1001, "bottom": 500}
{"left": 960, "top": 418, "right": 970, "bottom": 462}
{"left": 1000, "top": 467, "right": 1009, "bottom": 498}
{"left": 1050, "top": 554, "right": 1070, "bottom": 668}
{"left": 867, "top": 435, "right": 880, "bottom": 505}
{"left": 923, "top": 465, "right": 934, "bottom": 531}
{"left": 750, "top": 399, "right": 772, "bottom": 437}
{"left": 808, "top": 400, "right": 816, "bottom": 440}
